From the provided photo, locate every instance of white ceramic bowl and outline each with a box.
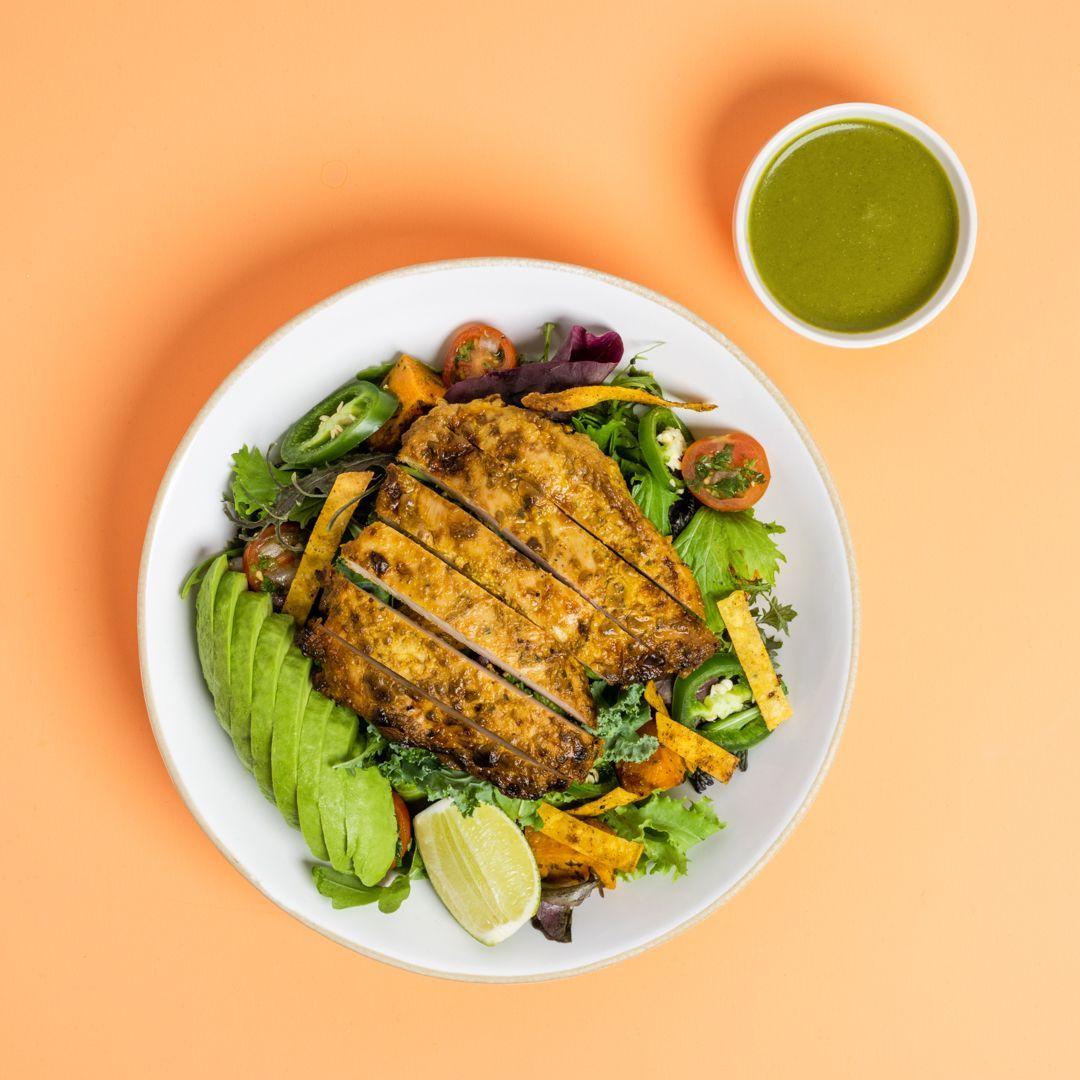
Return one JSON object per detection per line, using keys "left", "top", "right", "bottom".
{"left": 139, "top": 258, "right": 859, "bottom": 981}
{"left": 733, "top": 103, "right": 977, "bottom": 348}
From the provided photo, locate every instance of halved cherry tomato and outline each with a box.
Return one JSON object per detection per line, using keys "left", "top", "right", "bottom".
{"left": 243, "top": 523, "right": 303, "bottom": 605}
{"left": 392, "top": 791, "right": 412, "bottom": 864}
{"left": 443, "top": 323, "right": 517, "bottom": 386}
{"left": 682, "top": 431, "right": 771, "bottom": 512}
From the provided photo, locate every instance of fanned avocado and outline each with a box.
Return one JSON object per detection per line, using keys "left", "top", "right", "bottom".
{"left": 227, "top": 591, "right": 273, "bottom": 770}
{"left": 249, "top": 614, "right": 295, "bottom": 800}
{"left": 211, "top": 572, "right": 249, "bottom": 732}
{"left": 270, "top": 651, "right": 312, "bottom": 827}
{"left": 296, "top": 694, "right": 335, "bottom": 860}
{"left": 345, "top": 765, "right": 398, "bottom": 886}
{"left": 315, "top": 706, "right": 360, "bottom": 872}
{"left": 195, "top": 554, "right": 228, "bottom": 696}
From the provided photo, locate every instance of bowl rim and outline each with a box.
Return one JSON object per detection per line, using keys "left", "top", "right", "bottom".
{"left": 732, "top": 102, "right": 978, "bottom": 348}
{"left": 137, "top": 256, "right": 861, "bottom": 981}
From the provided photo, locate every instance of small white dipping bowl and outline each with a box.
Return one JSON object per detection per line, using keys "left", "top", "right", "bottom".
{"left": 733, "top": 102, "right": 977, "bottom": 348}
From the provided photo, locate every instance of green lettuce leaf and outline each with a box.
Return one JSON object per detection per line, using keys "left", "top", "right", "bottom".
{"left": 591, "top": 682, "right": 657, "bottom": 766}
{"left": 311, "top": 861, "right": 414, "bottom": 913}
{"left": 229, "top": 445, "right": 289, "bottom": 518}
{"left": 377, "top": 745, "right": 542, "bottom": 828}
{"left": 603, "top": 793, "right": 723, "bottom": 877}
{"left": 674, "top": 508, "right": 787, "bottom": 632}
{"left": 631, "top": 471, "right": 680, "bottom": 535}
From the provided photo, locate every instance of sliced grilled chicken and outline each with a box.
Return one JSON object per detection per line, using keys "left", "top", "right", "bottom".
{"left": 442, "top": 400, "right": 707, "bottom": 618}
{"left": 319, "top": 572, "right": 598, "bottom": 782}
{"left": 399, "top": 417, "right": 716, "bottom": 675}
{"left": 304, "top": 622, "right": 565, "bottom": 798}
{"left": 377, "top": 465, "right": 666, "bottom": 683}
{"left": 339, "top": 522, "right": 595, "bottom": 725}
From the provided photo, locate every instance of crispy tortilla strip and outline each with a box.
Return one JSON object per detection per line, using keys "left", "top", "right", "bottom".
{"left": 644, "top": 681, "right": 666, "bottom": 714}
{"left": 282, "top": 471, "right": 373, "bottom": 624}
{"left": 537, "top": 803, "right": 642, "bottom": 874}
{"left": 655, "top": 713, "right": 739, "bottom": 783}
{"left": 593, "top": 863, "right": 617, "bottom": 890}
{"left": 716, "top": 590, "right": 793, "bottom": 730}
{"left": 568, "top": 787, "right": 642, "bottom": 817}
{"left": 521, "top": 386, "right": 715, "bottom": 414}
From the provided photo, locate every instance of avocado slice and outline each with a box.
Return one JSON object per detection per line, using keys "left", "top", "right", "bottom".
{"left": 227, "top": 591, "right": 273, "bottom": 770}
{"left": 315, "top": 705, "right": 360, "bottom": 872}
{"left": 211, "top": 572, "right": 249, "bottom": 732}
{"left": 296, "top": 693, "right": 335, "bottom": 860}
{"left": 270, "top": 650, "right": 312, "bottom": 827}
{"left": 318, "top": 767, "right": 350, "bottom": 872}
{"left": 345, "top": 765, "right": 398, "bottom": 886}
{"left": 195, "top": 553, "right": 228, "bottom": 696}
{"left": 249, "top": 614, "right": 295, "bottom": 800}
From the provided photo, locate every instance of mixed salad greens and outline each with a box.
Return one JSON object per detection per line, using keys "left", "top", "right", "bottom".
{"left": 185, "top": 320, "right": 796, "bottom": 945}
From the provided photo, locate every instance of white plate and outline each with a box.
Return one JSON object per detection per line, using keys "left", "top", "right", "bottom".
{"left": 139, "top": 258, "right": 859, "bottom": 981}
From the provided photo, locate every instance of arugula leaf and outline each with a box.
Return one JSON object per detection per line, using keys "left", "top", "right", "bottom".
{"left": 591, "top": 682, "right": 657, "bottom": 766}
{"left": 603, "top": 793, "right": 723, "bottom": 877}
{"left": 631, "top": 471, "right": 680, "bottom": 535}
{"left": 674, "top": 507, "right": 787, "bottom": 632}
{"left": 229, "top": 445, "right": 289, "bottom": 519}
{"left": 311, "top": 862, "right": 413, "bottom": 913}
{"left": 541, "top": 777, "right": 617, "bottom": 806}
{"left": 756, "top": 591, "right": 798, "bottom": 637}
{"left": 378, "top": 745, "right": 542, "bottom": 828}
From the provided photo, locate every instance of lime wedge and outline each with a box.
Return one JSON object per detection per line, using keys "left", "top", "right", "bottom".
{"left": 414, "top": 800, "right": 540, "bottom": 946}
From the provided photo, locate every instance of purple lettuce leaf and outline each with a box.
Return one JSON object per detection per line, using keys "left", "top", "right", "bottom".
{"left": 530, "top": 877, "right": 599, "bottom": 943}
{"left": 443, "top": 325, "right": 623, "bottom": 404}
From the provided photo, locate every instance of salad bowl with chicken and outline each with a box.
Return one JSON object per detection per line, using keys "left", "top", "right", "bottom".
{"left": 140, "top": 259, "right": 856, "bottom": 979}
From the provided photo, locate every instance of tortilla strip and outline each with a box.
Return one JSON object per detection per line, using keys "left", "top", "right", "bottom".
{"left": 655, "top": 713, "right": 739, "bottom": 783}
{"left": 716, "top": 590, "right": 793, "bottom": 730}
{"left": 282, "top": 471, "right": 373, "bottom": 624}
{"left": 567, "top": 787, "right": 642, "bottom": 817}
{"left": 537, "top": 803, "right": 642, "bottom": 874}
{"left": 521, "top": 386, "right": 715, "bottom": 414}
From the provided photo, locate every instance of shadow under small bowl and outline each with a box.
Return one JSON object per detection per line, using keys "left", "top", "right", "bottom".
{"left": 733, "top": 102, "right": 977, "bottom": 348}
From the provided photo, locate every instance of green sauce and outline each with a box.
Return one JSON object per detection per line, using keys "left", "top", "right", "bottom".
{"left": 748, "top": 120, "right": 959, "bottom": 333}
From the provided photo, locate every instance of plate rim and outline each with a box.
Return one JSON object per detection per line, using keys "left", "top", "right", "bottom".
{"left": 137, "top": 256, "right": 861, "bottom": 982}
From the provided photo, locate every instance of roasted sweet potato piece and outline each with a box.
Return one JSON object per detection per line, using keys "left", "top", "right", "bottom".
{"left": 616, "top": 720, "right": 686, "bottom": 796}
{"left": 368, "top": 354, "right": 446, "bottom": 450}
{"left": 525, "top": 828, "right": 591, "bottom": 883}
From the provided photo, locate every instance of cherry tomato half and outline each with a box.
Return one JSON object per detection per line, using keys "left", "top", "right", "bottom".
{"left": 243, "top": 523, "right": 303, "bottom": 605}
{"left": 682, "top": 431, "right": 771, "bottom": 512}
{"left": 392, "top": 792, "right": 412, "bottom": 864}
{"left": 442, "top": 323, "right": 517, "bottom": 386}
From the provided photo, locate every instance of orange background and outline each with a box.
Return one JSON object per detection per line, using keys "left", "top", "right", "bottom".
{"left": 4, "top": 1, "right": 1077, "bottom": 1076}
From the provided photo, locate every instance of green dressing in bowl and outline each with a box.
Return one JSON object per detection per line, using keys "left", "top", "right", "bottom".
{"left": 748, "top": 120, "right": 959, "bottom": 333}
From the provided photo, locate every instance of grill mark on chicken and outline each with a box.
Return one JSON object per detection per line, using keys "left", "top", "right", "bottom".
{"left": 339, "top": 522, "right": 595, "bottom": 724}
{"left": 376, "top": 465, "right": 666, "bottom": 683}
{"left": 441, "top": 400, "right": 707, "bottom": 619}
{"left": 303, "top": 622, "right": 564, "bottom": 797}
{"left": 319, "top": 572, "right": 598, "bottom": 781}
{"left": 400, "top": 416, "right": 716, "bottom": 675}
